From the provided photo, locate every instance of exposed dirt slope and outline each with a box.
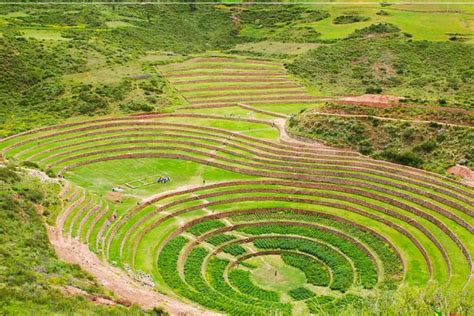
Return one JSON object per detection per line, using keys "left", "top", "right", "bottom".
{"left": 47, "top": 225, "right": 220, "bottom": 315}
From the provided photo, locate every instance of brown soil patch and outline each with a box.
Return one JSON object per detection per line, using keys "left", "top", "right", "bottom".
{"left": 341, "top": 94, "right": 401, "bottom": 106}
{"left": 448, "top": 165, "right": 474, "bottom": 187}
{"left": 54, "top": 285, "right": 118, "bottom": 306}
{"left": 105, "top": 191, "right": 122, "bottom": 203}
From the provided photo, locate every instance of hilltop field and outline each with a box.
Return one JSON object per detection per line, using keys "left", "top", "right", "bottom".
{"left": 0, "top": 3, "right": 473, "bottom": 316}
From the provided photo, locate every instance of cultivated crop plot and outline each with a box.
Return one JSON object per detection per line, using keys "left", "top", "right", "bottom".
{"left": 1, "top": 2, "right": 473, "bottom": 316}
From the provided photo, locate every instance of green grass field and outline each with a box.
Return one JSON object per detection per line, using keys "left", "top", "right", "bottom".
{"left": 1, "top": 4, "right": 473, "bottom": 315}
{"left": 2, "top": 92, "right": 473, "bottom": 313}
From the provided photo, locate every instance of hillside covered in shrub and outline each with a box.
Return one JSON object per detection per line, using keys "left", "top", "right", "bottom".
{"left": 288, "top": 107, "right": 474, "bottom": 174}
{"left": 0, "top": 165, "right": 147, "bottom": 315}
{"left": 288, "top": 39, "right": 474, "bottom": 108}
{"left": 0, "top": 4, "right": 239, "bottom": 136}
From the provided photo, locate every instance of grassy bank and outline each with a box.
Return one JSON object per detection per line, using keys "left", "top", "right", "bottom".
{"left": 0, "top": 165, "right": 148, "bottom": 315}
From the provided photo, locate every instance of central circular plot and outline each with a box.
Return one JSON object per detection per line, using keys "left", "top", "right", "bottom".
{"left": 246, "top": 255, "right": 307, "bottom": 292}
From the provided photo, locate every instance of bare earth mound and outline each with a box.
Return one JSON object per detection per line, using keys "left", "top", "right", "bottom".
{"left": 448, "top": 165, "right": 474, "bottom": 187}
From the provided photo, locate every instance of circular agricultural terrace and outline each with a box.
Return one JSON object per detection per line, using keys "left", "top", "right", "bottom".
{"left": 1, "top": 58, "right": 473, "bottom": 315}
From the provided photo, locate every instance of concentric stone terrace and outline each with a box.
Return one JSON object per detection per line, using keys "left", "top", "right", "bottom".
{"left": 2, "top": 61, "right": 473, "bottom": 315}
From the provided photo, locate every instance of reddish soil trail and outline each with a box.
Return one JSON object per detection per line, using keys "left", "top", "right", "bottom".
{"left": 273, "top": 118, "right": 326, "bottom": 148}
{"left": 47, "top": 211, "right": 219, "bottom": 315}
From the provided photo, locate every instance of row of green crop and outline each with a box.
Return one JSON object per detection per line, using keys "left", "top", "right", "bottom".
{"left": 231, "top": 210, "right": 403, "bottom": 288}
{"left": 252, "top": 237, "right": 354, "bottom": 292}
{"left": 223, "top": 243, "right": 247, "bottom": 256}
{"left": 288, "top": 287, "right": 317, "bottom": 301}
{"left": 206, "top": 257, "right": 291, "bottom": 314}
{"left": 305, "top": 295, "right": 335, "bottom": 313}
{"left": 228, "top": 269, "right": 280, "bottom": 302}
{"left": 158, "top": 237, "right": 288, "bottom": 315}
{"left": 281, "top": 252, "right": 330, "bottom": 287}
{"left": 204, "top": 233, "right": 236, "bottom": 246}
{"left": 186, "top": 219, "right": 226, "bottom": 236}
{"left": 307, "top": 294, "right": 364, "bottom": 314}
{"left": 239, "top": 224, "right": 377, "bottom": 289}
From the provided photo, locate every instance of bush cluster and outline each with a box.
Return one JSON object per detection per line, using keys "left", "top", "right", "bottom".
{"left": 289, "top": 109, "right": 474, "bottom": 174}
{"left": 333, "top": 15, "right": 370, "bottom": 24}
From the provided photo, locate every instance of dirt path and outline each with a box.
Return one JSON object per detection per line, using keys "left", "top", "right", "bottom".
{"left": 47, "top": 222, "right": 219, "bottom": 315}
{"left": 273, "top": 118, "right": 327, "bottom": 148}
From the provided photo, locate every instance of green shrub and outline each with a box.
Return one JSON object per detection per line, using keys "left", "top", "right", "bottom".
{"left": 365, "top": 86, "right": 383, "bottom": 94}
{"left": 119, "top": 101, "right": 155, "bottom": 113}
{"left": 414, "top": 140, "right": 438, "bottom": 153}
{"left": 45, "top": 169, "right": 56, "bottom": 178}
{"left": 21, "top": 161, "right": 40, "bottom": 169}
{"left": 349, "top": 23, "right": 400, "bottom": 38}
{"left": 0, "top": 166, "right": 20, "bottom": 183}
{"left": 378, "top": 149, "right": 424, "bottom": 167}
{"left": 333, "top": 15, "right": 370, "bottom": 24}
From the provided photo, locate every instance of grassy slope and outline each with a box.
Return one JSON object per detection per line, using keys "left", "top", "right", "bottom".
{"left": 1, "top": 3, "right": 473, "bottom": 136}
{"left": 0, "top": 165, "right": 147, "bottom": 315}
{"left": 0, "top": 4, "right": 238, "bottom": 136}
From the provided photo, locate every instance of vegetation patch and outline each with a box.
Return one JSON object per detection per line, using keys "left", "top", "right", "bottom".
{"left": 333, "top": 15, "right": 370, "bottom": 25}
{"left": 349, "top": 23, "right": 401, "bottom": 38}
{"left": 289, "top": 108, "right": 474, "bottom": 174}
{"left": 288, "top": 38, "right": 474, "bottom": 107}
{"left": 0, "top": 165, "right": 145, "bottom": 315}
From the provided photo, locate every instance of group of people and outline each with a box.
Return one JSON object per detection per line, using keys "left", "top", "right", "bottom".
{"left": 157, "top": 176, "right": 171, "bottom": 184}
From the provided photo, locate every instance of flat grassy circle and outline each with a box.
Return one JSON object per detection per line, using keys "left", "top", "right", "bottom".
{"left": 247, "top": 255, "right": 307, "bottom": 292}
